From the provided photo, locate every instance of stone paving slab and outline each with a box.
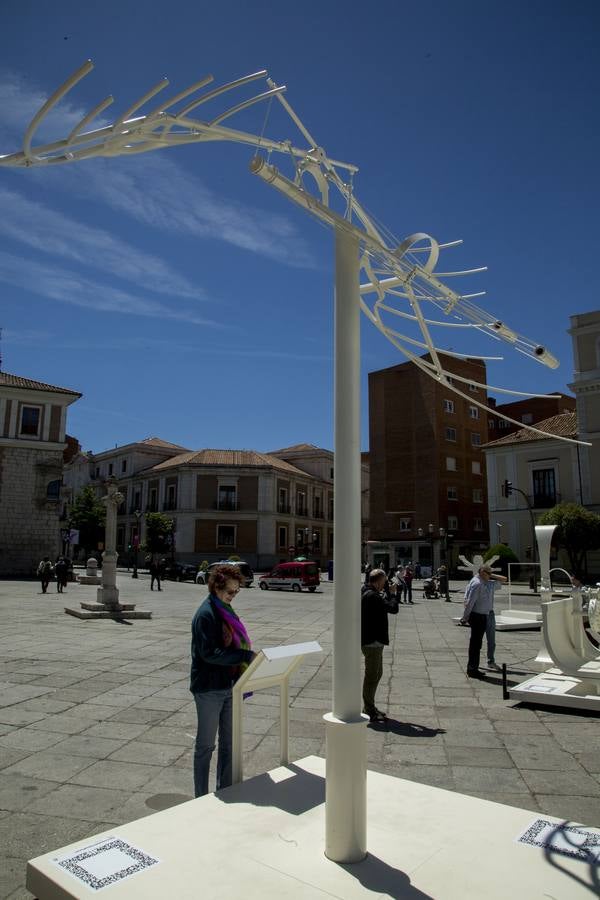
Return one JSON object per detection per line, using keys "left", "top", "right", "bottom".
{"left": 1, "top": 575, "right": 599, "bottom": 897}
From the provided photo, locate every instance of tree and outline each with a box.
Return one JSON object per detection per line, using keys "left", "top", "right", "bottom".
{"left": 483, "top": 543, "right": 519, "bottom": 576}
{"left": 70, "top": 485, "right": 105, "bottom": 556}
{"left": 538, "top": 502, "right": 600, "bottom": 576}
{"left": 142, "top": 512, "right": 174, "bottom": 558}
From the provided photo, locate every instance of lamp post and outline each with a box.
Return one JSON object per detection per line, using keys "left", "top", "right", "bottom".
{"left": 131, "top": 509, "right": 142, "bottom": 578}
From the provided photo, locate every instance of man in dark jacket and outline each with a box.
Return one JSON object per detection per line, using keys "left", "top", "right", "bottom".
{"left": 361, "top": 568, "right": 399, "bottom": 722}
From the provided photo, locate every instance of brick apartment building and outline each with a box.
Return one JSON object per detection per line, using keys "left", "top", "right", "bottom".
{"left": 367, "top": 353, "right": 490, "bottom": 573}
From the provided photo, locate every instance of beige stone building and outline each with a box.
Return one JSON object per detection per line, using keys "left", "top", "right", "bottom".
{"left": 63, "top": 440, "right": 345, "bottom": 570}
{"left": 0, "top": 372, "right": 81, "bottom": 575}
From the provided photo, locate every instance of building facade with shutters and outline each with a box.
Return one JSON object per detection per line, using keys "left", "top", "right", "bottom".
{"left": 63, "top": 441, "right": 339, "bottom": 570}
{"left": 0, "top": 372, "right": 81, "bottom": 575}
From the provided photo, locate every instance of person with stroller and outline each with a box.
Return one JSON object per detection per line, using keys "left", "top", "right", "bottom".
{"left": 361, "top": 568, "right": 399, "bottom": 722}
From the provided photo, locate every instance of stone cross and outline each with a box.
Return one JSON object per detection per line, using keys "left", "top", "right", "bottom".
{"left": 97, "top": 476, "right": 124, "bottom": 609}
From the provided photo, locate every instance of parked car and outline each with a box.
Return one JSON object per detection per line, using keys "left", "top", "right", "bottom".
{"left": 164, "top": 562, "right": 198, "bottom": 582}
{"left": 259, "top": 561, "right": 320, "bottom": 593}
{"left": 196, "top": 560, "right": 254, "bottom": 587}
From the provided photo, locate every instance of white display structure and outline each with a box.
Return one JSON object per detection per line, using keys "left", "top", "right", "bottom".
{"left": 232, "top": 642, "right": 322, "bottom": 784}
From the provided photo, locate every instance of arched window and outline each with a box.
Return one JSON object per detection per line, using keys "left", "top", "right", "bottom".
{"left": 46, "top": 480, "right": 61, "bottom": 500}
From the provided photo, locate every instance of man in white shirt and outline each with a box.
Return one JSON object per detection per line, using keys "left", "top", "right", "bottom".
{"left": 460, "top": 564, "right": 507, "bottom": 679}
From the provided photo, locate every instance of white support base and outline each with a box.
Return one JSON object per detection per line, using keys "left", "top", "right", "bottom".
{"left": 510, "top": 668, "right": 600, "bottom": 711}
{"left": 26, "top": 756, "right": 599, "bottom": 900}
{"left": 323, "top": 713, "right": 368, "bottom": 863}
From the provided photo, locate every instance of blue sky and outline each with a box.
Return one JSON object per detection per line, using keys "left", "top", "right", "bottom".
{"left": 1, "top": 0, "right": 598, "bottom": 454}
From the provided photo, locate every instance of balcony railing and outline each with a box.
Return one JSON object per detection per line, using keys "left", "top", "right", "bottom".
{"left": 213, "top": 500, "right": 240, "bottom": 511}
{"left": 296, "top": 507, "right": 309, "bottom": 517}
{"left": 277, "top": 503, "right": 291, "bottom": 514}
{"left": 531, "top": 492, "right": 560, "bottom": 509}
{"left": 312, "top": 509, "right": 324, "bottom": 519}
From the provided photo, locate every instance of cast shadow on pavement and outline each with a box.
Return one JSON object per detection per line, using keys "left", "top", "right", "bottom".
{"left": 368, "top": 719, "right": 446, "bottom": 738}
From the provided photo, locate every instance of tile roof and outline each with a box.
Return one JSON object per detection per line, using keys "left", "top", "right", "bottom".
{"left": 139, "top": 437, "right": 189, "bottom": 450}
{"left": 0, "top": 371, "right": 81, "bottom": 396}
{"left": 150, "top": 448, "right": 315, "bottom": 477}
{"left": 269, "top": 443, "right": 321, "bottom": 453}
{"left": 484, "top": 411, "right": 578, "bottom": 447}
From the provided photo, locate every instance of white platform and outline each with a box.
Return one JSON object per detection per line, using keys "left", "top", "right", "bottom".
{"left": 453, "top": 613, "right": 541, "bottom": 631}
{"left": 27, "top": 756, "right": 599, "bottom": 899}
{"left": 510, "top": 668, "right": 600, "bottom": 711}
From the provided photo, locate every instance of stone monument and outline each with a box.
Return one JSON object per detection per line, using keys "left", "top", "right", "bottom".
{"left": 65, "top": 477, "right": 151, "bottom": 620}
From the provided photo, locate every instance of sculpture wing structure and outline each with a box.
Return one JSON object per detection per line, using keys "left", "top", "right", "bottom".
{"left": 0, "top": 61, "right": 583, "bottom": 444}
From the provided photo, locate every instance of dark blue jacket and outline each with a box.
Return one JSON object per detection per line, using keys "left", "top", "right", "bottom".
{"left": 190, "top": 595, "right": 254, "bottom": 694}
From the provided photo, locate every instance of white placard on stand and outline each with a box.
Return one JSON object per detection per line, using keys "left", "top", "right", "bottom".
{"left": 232, "top": 641, "right": 322, "bottom": 784}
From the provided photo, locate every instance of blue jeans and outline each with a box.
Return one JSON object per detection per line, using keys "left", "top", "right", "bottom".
{"left": 193, "top": 689, "right": 233, "bottom": 797}
{"left": 486, "top": 609, "right": 496, "bottom": 664}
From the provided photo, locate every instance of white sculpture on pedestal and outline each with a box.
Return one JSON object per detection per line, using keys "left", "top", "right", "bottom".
{"left": 1, "top": 59, "right": 589, "bottom": 861}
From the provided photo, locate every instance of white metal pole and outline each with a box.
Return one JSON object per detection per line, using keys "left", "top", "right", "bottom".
{"left": 324, "top": 226, "right": 367, "bottom": 863}
{"left": 232, "top": 689, "right": 243, "bottom": 784}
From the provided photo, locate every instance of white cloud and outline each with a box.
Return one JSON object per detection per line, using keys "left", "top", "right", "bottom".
{"left": 0, "top": 68, "right": 317, "bottom": 269}
{"left": 59, "top": 155, "right": 317, "bottom": 269}
{"left": 0, "top": 187, "right": 203, "bottom": 300}
{"left": 0, "top": 70, "right": 109, "bottom": 152}
{"left": 0, "top": 251, "right": 219, "bottom": 326}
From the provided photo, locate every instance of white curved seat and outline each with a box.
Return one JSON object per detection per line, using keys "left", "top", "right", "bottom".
{"left": 542, "top": 596, "right": 600, "bottom": 678}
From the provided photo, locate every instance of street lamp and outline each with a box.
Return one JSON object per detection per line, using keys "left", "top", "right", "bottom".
{"left": 131, "top": 509, "right": 142, "bottom": 579}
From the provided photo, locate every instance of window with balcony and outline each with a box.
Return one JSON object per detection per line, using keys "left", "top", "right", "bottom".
{"left": 121, "top": 459, "right": 127, "bottom": 473}
{"left": 217, "top": 525, "right": 236, "bottom": 547}
{"left": 532, "top": 468, "right": 557, "bottom": 508}
{"left": 445, "top": 427, "right": 457, "bottom": 442}
{"left": 469, "top": 406, "right": 479, "bottom": 419}
{"left": 446, "top": 457, "right": 457, "bottom": 471}
{"left": 447, "top": 486, "right": 458, "bottom": 500}
{"left": 20, "top": 405, "right": 41, "bottom": 437}
{"left": 165, "top": 483, "right": 177, "bottom": 511}
{"left": 473, "top": 488, "right": 483, "bottom": 503}
{"left": 148, "top": 487, "right": 158, "bottom": 512}
{"left": 314, "top": 495, "right": 322, "bottom": 518}
{"left": 278, "top": 487, "right": 289, "bottom": 514}
{"left": 278, "top": 525, "right": 287, "bottom": 549}
{"left": 328, "top": 496, "right": 334, "bottom": 520}
{"left": 443, "top": 399, "right": 455, "bottom": 413}
{"left": 296, "top": 490, "right": 307, "bottom": 516}
{"left": 108, "top": 463, "right": 114, "bottom": 476}
{"left": 218, "top": 484, "right": 237, "bottom": 511}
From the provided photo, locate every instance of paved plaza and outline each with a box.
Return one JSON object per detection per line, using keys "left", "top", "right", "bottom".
{"left": 1, "top": 575, "right": 599, "bottom": 898}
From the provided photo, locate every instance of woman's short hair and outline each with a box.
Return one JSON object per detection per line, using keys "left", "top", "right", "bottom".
{"left": 208, "top": 564, "right": 244, "bottom": 593}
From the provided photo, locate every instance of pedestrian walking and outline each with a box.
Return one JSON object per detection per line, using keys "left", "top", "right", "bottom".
{"left": 54, "top": 557, "right": 68, "bottom": 593}
{"left": 37, "top": 556, "right": 53, "bottom": 594}
{"left": 414, "top": 562, "right": 421, "bottom": 579}
{"left": 361, "top": 568, "right": 399, "bottom": 722}
{"left": 190, "top": 563, "right": 255, "bottom": 797}
{"left": 402, "top": 564, "right": 414, "bottom": 604}
{"left": 149, "top": 558, "right": 162, "bottom": 591}
{"left": 437, "top": 565, "right": 450, "bottom": 601}
{"left": 460, "top": 564, "right": 507, "bottom": 678}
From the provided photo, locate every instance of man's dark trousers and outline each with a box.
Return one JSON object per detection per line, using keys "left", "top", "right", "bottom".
{"left": 467, "top": 612, "right": 488, "bottom": 674}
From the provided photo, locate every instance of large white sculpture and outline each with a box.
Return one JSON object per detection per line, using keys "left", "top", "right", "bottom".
{"left": 1, "top": 61, "right": 588, "bottom": 861}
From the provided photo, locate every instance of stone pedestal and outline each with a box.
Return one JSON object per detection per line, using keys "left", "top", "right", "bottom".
{"left": 77, "top": 557, "right": 102, "bottom": 585}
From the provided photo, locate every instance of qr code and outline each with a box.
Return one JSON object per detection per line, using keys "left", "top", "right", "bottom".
{"left": 57, "top": 838, "right": 159, "bottom": 891}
